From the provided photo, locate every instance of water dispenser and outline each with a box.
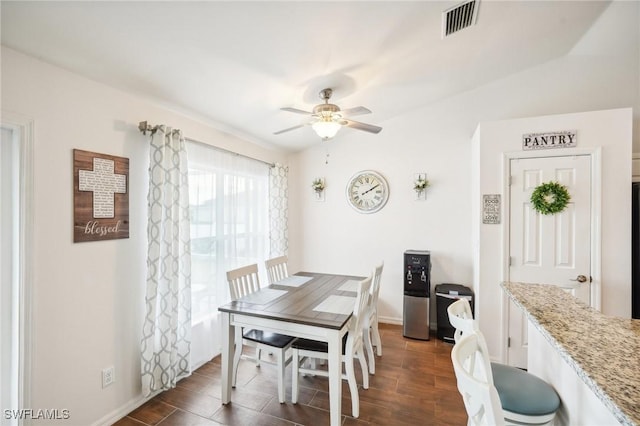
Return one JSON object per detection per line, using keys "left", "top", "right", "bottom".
{"left": 403, "top": 250, "right": 431, "bottom": 340}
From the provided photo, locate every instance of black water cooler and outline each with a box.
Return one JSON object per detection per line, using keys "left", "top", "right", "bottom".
{"left": 403, "top": 250, "right": 431, "bottom": 340}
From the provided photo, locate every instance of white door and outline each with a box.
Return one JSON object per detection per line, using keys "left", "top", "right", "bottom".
{"left": 507, "top": 155, "right": 592, "bottom": 368}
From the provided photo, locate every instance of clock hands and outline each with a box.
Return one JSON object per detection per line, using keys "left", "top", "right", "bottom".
{"left": 361, "top": 184, "right": 380, "bottom": 196}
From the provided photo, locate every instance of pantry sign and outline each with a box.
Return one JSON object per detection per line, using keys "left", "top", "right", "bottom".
{"left": 522, "top": 130, "right": 576, "bottom": 151}
{"left": 73, "top": 149, "right": 129, "bottom": 242}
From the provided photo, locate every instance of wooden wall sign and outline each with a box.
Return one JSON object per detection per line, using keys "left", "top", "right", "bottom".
{"left": 73, "top": 149, "right": 129, "bottom": 242}
{"left": 522, "top": 130, "right": 576, "bottom": 151}
{"left": 482, "top": 194, "right": 501, "bottom": 224}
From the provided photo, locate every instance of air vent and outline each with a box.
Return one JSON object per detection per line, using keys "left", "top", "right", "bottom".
{"left": 442, "top": 0, "right": 479, "bottom": 38}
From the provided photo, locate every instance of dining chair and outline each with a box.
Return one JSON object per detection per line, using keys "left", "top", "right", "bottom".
{"left": 451, "top": 333, "right": 506, "bottom": 426}
{"left": 447, "top": 298, "right": 560, "bottom": 425}
{"left": 265, "top": 255, "right": 289, "bottom": 285}
{"left": 363, "top": 262, "right": 384, "bottom": 374}
{"left": 226, "top": 263, "right": 295, "bottom": 403}
{"left": 291, "top": 275, "right": 372, "bottom": 418}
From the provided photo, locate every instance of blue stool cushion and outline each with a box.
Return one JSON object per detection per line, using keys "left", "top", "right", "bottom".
{"left": 491, "top": 362, "right": 561, "bottom": 416}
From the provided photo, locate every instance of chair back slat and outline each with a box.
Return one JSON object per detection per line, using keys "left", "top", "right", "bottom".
{"left": 347, "top": 275, "right": 372, "bottom": 351}
{"left": 227, "top": 264, "right": 261, "bottom": 300}
{"left": 447, "top": 298, "right": 493, "bottom": 384}
{"left": 369, "top": 263, "right": 384, "bottom": 314}
{"left": 447, "top": 298, "right": 476, "bottom": 344}
{"left": 265, "top": 255, "right": 289, "bottom": 284}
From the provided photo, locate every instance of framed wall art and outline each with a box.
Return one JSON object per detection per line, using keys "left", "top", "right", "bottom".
{"left": 73, "top": 149, "right": 129, "bottom": 242}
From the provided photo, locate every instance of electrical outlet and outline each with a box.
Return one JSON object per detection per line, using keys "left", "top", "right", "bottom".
{"left": 102, "top": 366, "right": 115, "bottom": 388}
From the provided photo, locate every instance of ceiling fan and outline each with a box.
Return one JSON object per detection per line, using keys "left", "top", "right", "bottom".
{"left": 274, "top": 88, "right": 382, "bottom": 140}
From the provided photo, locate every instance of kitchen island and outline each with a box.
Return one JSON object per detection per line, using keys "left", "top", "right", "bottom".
{"left": 501, "top": 281, "right": 639, "bottom": 426}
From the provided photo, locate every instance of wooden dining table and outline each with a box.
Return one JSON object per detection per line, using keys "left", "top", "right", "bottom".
{"left": 218, "top": 271, "right": 366, "bottom": 426}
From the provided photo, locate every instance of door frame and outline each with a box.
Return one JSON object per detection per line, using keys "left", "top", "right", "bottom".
{"left": 500, "top": 147, "right": 602, "bottom": 364}
{"left": 1, "top": 111, "right": 34, "bottom": 419}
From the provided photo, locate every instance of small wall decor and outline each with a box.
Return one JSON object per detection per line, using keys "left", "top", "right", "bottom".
{"left": 482, "top": 194, "right": 501, "bottom": 224}
{"left": 312, "top": 177, "right": 325, "bottom": 201}
{"left": 413, "top": 173, "right": 430, "bottom": 200}
{"left": 73, "top": 149, "right": 129, "bottom": 242}
{"left": 522, "top": 130, "right": 576, "bottom": 151}
{"left": 530, "top": 181, "right": 571, "bottom": 215}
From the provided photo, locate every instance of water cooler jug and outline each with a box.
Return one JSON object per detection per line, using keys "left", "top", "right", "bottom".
{"left": 403, "top": 250, "right": 431, "bottom": 340}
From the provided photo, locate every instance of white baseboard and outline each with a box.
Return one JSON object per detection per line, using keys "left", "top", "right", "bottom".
{"left": 378, "top": 315, "right": 402, "bottom": 325}
{"left": 90, "top": 392, "right": 156, "bottom": 426}
{"left": 379, "top": 316, "right": 438, "bottom": 331}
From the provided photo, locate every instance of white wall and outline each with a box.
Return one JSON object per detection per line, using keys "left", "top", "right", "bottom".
{"left": 289, "top": 110, "right": 473, "bottom": 325}
{"left": 472, "top": 108, "right": 632, "bottom": 360}
{"left": 289, "top": 0, "right": 639, "bottom": 330}
{"left": 0, "top": 46, "right": 288, "bottom": 426}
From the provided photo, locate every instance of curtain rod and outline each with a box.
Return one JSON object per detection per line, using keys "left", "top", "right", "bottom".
{"left": 138, "top": 121, "right": 275, "bottom": 168}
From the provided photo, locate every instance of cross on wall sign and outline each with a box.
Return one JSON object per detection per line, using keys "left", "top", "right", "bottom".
{"left": 73, "top": 149, "right": 129, "bottom": 242}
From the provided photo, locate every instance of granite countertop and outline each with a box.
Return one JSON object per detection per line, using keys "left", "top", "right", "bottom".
{"left": 501, "top": 282, "right": 640, "bottom": 426}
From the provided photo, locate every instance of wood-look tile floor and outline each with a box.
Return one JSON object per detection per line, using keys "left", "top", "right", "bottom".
{"left": 114, "top": 324, "right": 467, "bottom": 426}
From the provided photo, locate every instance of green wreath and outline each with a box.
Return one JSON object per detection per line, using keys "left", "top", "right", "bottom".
{"left": 530, "top": 181, "right": 571, "bottom": 215}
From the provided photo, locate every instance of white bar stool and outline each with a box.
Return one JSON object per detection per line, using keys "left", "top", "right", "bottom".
{"left": 447, "top": 298, "right": 560, "bottom": 425}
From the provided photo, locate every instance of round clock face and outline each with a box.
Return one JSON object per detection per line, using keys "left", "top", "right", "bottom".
{"left": 346, "top": 170, "right": 389, "bottom": 213}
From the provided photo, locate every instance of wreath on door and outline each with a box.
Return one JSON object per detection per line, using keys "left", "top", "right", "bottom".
{"left": 530, "top": 181, "right": 571, "bottom": 215}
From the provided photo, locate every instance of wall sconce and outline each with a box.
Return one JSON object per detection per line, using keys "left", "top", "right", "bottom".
{"left": 312, "top": 177, "right": 326, "bottom": 201}
{"left": 413, "top": 173, "right": 430, "bottom": 201}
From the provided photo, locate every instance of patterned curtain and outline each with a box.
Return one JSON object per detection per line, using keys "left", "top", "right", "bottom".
{"left": 141, "top": 125, "right": 192, "bottom": 396}
{"left": 269, "top": 163, "right": 289, "bottom": 256}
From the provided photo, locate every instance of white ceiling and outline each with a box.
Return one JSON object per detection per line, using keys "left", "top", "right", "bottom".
{"left": 1, "top": 1, "right": 610, "bottom": 151}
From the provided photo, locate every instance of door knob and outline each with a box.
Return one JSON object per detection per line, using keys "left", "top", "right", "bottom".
{"left": 570, "top": 274, "right": 588, "bottom": 283}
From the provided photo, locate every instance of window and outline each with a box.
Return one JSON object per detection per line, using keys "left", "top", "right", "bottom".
{"left": 187, "top": 141, "right": 270, "bottom": 325}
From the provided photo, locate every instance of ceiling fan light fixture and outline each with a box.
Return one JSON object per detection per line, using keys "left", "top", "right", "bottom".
{"left": 276, "top": 87, "right": 381, "bottom": 139}
{"left": 312, "top": 119, "right": 341, "bottom": 140}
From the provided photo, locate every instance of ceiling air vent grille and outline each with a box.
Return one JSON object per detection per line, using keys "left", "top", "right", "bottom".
{"left": 442, "top": 0, "right": 479, "bottom": 38}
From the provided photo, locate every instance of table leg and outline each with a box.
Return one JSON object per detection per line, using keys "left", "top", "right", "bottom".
{"left": 327, "top": 329, "right": 342, "bottom": 426}
{"left": 221, "top": 312, "right": 234, "bottom": 404}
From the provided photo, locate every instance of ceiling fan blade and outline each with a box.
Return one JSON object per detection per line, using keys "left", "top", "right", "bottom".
{"left": 281, "top": 107, "right": 313, "bottom": 115}
{"left": 273, "top": 123, "right": 309, "bottom": 135}
{"left": 339, "top": 106, "right": 372, "bottom": 117}
{"left": 344, "top": 119, "right": 382, "bottom": 134}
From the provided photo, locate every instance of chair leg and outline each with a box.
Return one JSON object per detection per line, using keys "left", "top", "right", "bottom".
{"left": 364, "top": 327, "right": 375, "bottom": 375}
{"left": 276, "top": 349, "right": 285, "bottom": 403}
{"left": 357, "top": 349, "right": 369, "bottom": 390}
{"left": 291, "top": 348, "right": 300, "bottom": 404}
{"left": 345, "top": 352, "right": 360, "bottom": 418}
{"left": 232, "top": 330, "right": 243, "bottom": 388}
{"left": 255, "top": 347, "right": 262, "bottom": 367}
{"left": 372, "top": 319, "right": 382, "bottom": 356}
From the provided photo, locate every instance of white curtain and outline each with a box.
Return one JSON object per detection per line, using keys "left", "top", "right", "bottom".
{"left": 141, "top": 126, "right": 192, "bottom": 396}
{"left": 187, "top": 141, "right": 270, "bottom": 366}
{"left": 269, "top": 163, "right": 288, "bottom": 257}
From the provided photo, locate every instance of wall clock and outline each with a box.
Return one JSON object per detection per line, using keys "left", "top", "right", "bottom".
{"left": 346, "top": 170, "right": 390, "bottom": 213}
